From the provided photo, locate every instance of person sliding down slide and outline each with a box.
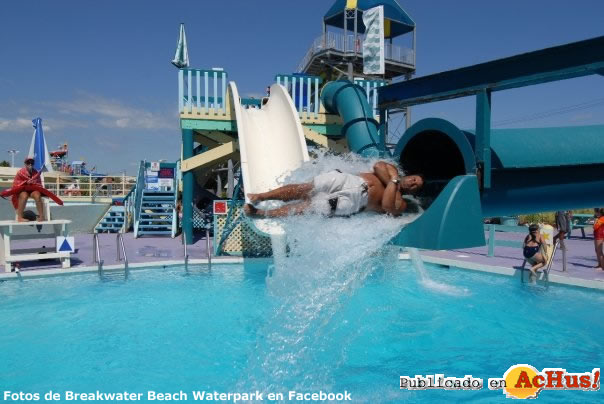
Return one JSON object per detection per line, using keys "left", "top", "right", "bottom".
{"left": 0, "top": 156, "right": 63, "bottom": 222}
{"left": 244, "top": 161, "right": 423, "bottom": 218}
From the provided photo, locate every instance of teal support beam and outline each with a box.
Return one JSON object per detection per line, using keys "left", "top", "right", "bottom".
{"left": 378, "top": 36, "right": 604, "bottom": 109}
{"left": 475, "top": 90, "right": 492, "bottom": 188}
{"left": 182, "top": 129, "right": 194, "bottom": 245}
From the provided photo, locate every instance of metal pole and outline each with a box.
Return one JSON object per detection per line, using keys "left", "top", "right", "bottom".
{"left": 119, "top": 234, "right": 129, "bottom": 279}
{"left": 116, "top": 233, "right": 121, "bottom": 261}
{"left": 561, "top": 239, "right": 567, "bottom": 272}
{"left": 93, "top": 234, "right": 97, "bottom": 263}
{"left": 183, "top": 230, "right": 188, "bottom": 273}
{"left": 206, "top": 228, "right": 212, "bottom": 270}
{"left": 227, "top": 159, "right": 234, "bottom": 198}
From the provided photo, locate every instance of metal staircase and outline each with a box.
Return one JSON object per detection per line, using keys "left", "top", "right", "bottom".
{"left": 133, "top": 161, "right": 178, "bottom": 238}
{"left": 95, "top": 206, "right": 126, "bottom": 233}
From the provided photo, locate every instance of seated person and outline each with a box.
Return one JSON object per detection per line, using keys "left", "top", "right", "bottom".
{"left": 13, "top": 157, "right": 45, "bottom": 222}
{"left": 523, "top": 224, "right": 547, "bottom": 276}
{"left": 244, "top": 161, "right": 424, "bottom": 218}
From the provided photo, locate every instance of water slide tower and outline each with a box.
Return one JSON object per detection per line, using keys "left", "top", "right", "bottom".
{"left": 298, "top": 0, "right": 416, "bottom": 81}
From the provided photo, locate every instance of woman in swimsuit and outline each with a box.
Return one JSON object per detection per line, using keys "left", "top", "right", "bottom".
{"left": 523, "top": 224, "right": 547, "bottom": 276}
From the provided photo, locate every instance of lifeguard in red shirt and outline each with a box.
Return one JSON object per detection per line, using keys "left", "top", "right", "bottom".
{"left": 0, "top": 156, "right": 63, "bottom": 222}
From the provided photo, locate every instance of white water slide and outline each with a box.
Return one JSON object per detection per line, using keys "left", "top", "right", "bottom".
{"left": 229, "top": 82, "right": 309, "bottom": 241}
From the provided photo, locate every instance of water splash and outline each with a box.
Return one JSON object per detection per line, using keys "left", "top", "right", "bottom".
{"left": 408, "top": 248, "right": 470, "bottom": 297}
{"left": 240, "top": 152, "right": 421, "bottom": 394}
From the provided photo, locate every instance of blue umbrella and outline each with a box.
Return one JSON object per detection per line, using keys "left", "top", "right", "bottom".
{"left": 28, "top": 117, "right": 53, "bottom": 172}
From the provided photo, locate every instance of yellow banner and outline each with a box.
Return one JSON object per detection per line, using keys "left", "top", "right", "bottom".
{"left": 384, "top": 19, "right": 391, "bottom": 38}
{"left": 346, "top": 0, "right": 358, "bottom": 9}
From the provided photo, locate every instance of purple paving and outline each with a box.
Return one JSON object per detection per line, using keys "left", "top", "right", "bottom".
{"left": 6, "top": 232, "right": 213, "bottom": 272}
{"left": 421, "top": 227, "right": 604, "bottom": 286}
{"left": 4, "top": 227, "right": 604, "bottom": 289}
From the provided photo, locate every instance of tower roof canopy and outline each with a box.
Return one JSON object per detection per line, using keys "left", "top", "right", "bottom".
{"left": 324, "top": 0, "right": 415, "bottom": 38}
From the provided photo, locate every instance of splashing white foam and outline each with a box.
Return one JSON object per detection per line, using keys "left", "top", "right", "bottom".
{"left": 408, "top": 248, "right": 471, "bottom": 297}
{"left": 240, "top": 152, "right": 423, "bottom": 393}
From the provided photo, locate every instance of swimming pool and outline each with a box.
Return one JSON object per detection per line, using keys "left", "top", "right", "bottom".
{"left": 1, "top": 259, "right": 602, "bottom": 403}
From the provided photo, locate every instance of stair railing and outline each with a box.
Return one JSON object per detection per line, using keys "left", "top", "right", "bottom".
{"left": 116, "top": 233, "right": 129, "bottom": 279}
{"left": 93, "top": 233, "right": 104, "bottom": 278}
{"left": 122, "top": 183, "right": 137, "bottom": 232}
{"left": 133, "top": 160, "right": 146, "bottom": 237}
{"left": 183, "top": 229, "right": 189, "bottom": 273}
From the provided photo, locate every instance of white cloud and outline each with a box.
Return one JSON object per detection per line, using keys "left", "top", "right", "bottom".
{"left": 0, "top": 94, "right": 174, "bottom": 133}
{"left": 0, "top": 117, "right": 33, "bottom": 131}
{"left": 53, "top": 94, "right": 173, "bottom": 130}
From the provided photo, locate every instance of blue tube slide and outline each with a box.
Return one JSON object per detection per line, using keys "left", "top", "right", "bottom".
{"left": 320, "top": 80, "right": 381, "bottom": 157}
{"left": 321, "top": 82, "right": 485, "bottom": 250}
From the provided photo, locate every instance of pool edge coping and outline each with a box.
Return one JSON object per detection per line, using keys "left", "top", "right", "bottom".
{"left": 0, "top": 257, "right": 245, "bottom": 280}
{"left": 2, "top": 253, "right": 603, "bottom": 292}
{"left": 406, "top": 253, "right": 604, "bottom": 291}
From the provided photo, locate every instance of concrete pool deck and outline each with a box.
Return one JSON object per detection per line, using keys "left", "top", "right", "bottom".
{"left": 1, "top": 228, "right": 604, "bottom": 290}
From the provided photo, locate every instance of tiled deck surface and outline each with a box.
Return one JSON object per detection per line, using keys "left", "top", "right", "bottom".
{"left": 419, "top": 227, "right": 604, "bottom": 290}
{"left": 1, "top": 232, "right": 225, "bottom": 276}
{"left": 2, "top": 226, "right": 604, "bottom": 290}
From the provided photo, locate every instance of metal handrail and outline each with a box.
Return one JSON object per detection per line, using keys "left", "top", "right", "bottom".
{"left": 206, "top": 228, "right": 212, "bottom": 270}
{"left": 297, "top": 32, "right": 415, "bottom": 72}
{"left": 133, "top": 160, "right": 146, "bottom": 237}
{"left": 183, "top": 230, "right": 189, "bottom": 273}
{"left": 117, "top": 233, "right": 129, "bottom": 279}
{"left": 93, "top": 233, "right": 104, "bottom": 278}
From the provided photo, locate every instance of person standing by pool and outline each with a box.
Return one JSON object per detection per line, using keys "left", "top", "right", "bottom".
{"left": 523, "top": 224, "right": 547, "bottom": 276}
{"left": 593, "top": 208, "right": 604, "bottom": 269}
{"left": 553, "top": 210, "right": 571, "bottom": 245}
{"left": 244, "top": 161, "right": 424, "bottom": 218}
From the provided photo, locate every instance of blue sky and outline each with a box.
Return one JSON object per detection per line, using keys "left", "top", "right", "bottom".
{"left": 1, "top": 0, "right": 603, "bottom": 174}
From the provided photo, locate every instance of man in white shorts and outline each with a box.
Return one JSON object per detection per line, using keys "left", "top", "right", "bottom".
{"left": 243, "top": 161, "right": 423, "bottom": 218}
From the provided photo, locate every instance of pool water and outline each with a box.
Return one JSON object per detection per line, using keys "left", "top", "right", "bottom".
{"left": 1, "top": 259, "right": 602, "bottom": 403}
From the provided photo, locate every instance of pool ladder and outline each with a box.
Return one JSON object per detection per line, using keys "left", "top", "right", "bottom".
{"left": 93, "top": 233, "right": 129, "bottom": 280}
{"left": 521, "top": 240, "right": 562, "bottom": 288}
{"left": 116, "top": 233, "right": 129, "bottom": 279}
{"left": 93, "top": 233, "right": 104, "bottom": 278}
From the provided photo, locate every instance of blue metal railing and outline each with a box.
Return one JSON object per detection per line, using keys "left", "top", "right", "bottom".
{"left": 353, "top": 78, "right": 387, "bottom": 116}
{"left": 132, "top": 160, "right": 146, "bottom": 237}
{"left": 122, "top": 183, "right": 137, "bottom": 232}
{"left": 484, "top": 224, "right": 526, "bottom": 257}
{"left": 275, "top": 74, "right": 322, "bottom": 118}
{"left": 179, "top": 68, "right": 228, "bottom": 114}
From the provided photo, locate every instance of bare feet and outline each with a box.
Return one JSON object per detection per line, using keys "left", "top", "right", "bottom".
{"left": 37, "top": 216, "right": 45, "bottom": 222}
{"left": 243, "top": 203, "right": 260, "bottom": 217}
{"left": 16, "top": 217, "right": 30, "bottom": 222}
{"left": 247, "top": 193, "right": 262, "bottom": 204}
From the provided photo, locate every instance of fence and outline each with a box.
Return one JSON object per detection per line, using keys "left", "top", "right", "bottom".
{"left": 484, "top": 224, "right": 526, "bottom": 257}
{"left": 275, "top": 74, "right": 322, "bottom": 118}
{"left": 297, "top": 32, "right": 415, "bottom": 72}
{"left": 179, "top": 68, "right": 228, "bottom": 115}
{"left": 44, "top": 174, "right": 136, "bottom": 200}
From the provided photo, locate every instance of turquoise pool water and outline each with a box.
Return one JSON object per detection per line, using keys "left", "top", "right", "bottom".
{"left": 0, "top": 260, "right": 602, "bottom": 403}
